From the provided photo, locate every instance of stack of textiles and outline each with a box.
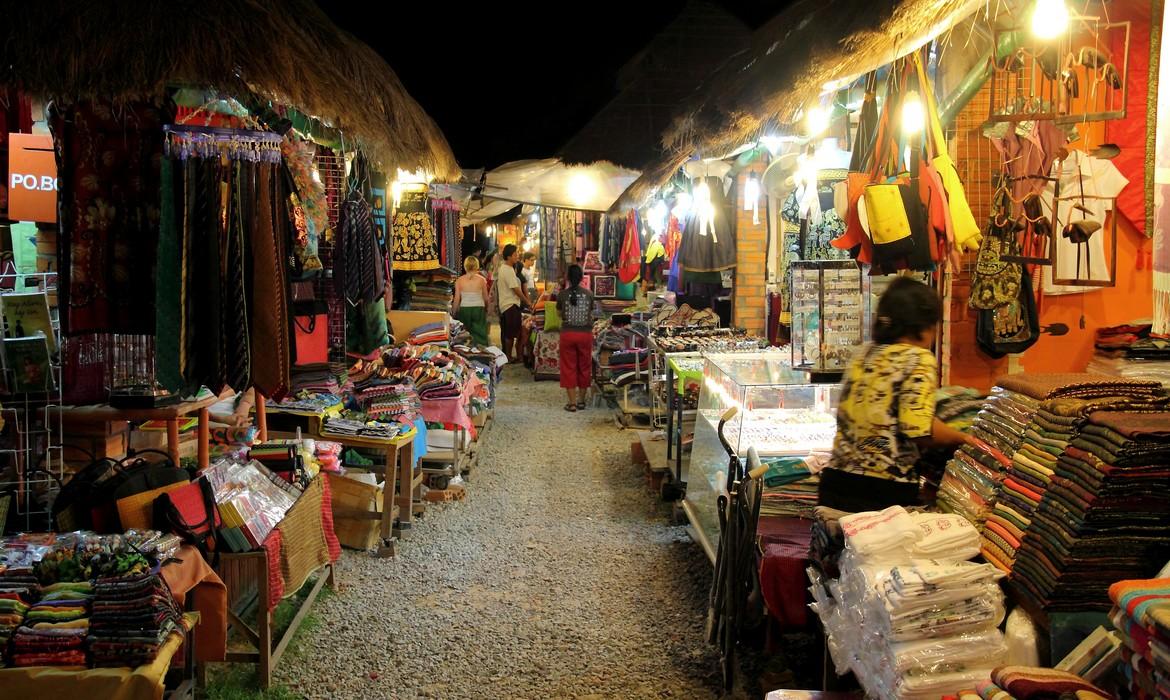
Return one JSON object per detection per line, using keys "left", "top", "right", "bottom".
{"left": 288, "top": 364, "right": 345, "bottom": 395}
{"left": 759, "top": 455, "right": 823, "bottom": 519}
{"left": 599, "top": 298, "right": 633, "bottom": 315}
{"left": 407, "top": 322, "right": 449, "bottom": 347}
{"left": 812, "top": 506, "right": 1008, "bottom": 700}
{"left": 1009, "top": 410, "right": 1170, "bottom": 612}
{"left": 401, "top": 273, "right": 455, "bottom": 312}
{"left": 809, "top": 506, "right": 847, "bottom": 578}
{"left": 979, "top": 374, "right": 1164, "bottom": 574}
{"left": 1109, "top": 577, "right": 1170, "bottom": 699}
{"left": 449, "top": 319, "right": 470, "bottom": 347}
{"left": 270, "top": 391, "right": 343, "bottom": 417}
{"left": 11, "top": 582, "right": 93, "bottom": 667}
{"left": 88, "top": 573, "right": 183, "bottom": 667}
{"left": 0, "top": 587, "right": 30, "bottom": 666}
{"left": 1089, "top": 322, "right": 1170, "bottom": 388}
{"left": 936, "top": 386, "right": 988, "bottom": 432}
{"left": 938, "top": 387, "right": 1024, "bottom": 527}
{"left": 966, "top": 667, "right": 1111, "bottom": 700}
{"left": 353, "top": 383, "right": 421, "bottom": 425}
{"left": 321, "top": 417, "right": 404, "bottom": 440}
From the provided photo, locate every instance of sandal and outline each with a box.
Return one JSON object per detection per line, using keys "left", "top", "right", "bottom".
{"left": 576, "top": 402, "right": 586, "bottom": 410}
{"left": 564, "top": 404, "right": 577, "bottom": 412}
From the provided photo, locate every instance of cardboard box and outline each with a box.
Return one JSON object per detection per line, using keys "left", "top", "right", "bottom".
{"left": 326, "top": 471, "right": 383, "bottom": 551}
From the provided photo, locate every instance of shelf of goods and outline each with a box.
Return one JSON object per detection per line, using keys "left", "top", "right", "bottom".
{"left": 682, "top": 353, "right": 839, "bottom": 563}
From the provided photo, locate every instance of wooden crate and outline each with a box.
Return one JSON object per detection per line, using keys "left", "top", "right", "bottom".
{"left": 326, "top": 472, "right": 383, "bottom": 550}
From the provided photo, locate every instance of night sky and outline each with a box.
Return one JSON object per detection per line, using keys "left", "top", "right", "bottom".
{"left": 324, "top": 2, "right": 789, "bottom": 170}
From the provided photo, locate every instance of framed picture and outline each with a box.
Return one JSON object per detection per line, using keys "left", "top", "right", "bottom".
{"left": 593, "top": 275, "right": 616, "bottom": 298}
{"left": 580, "top": 275, "right": 592, "bottom": 291}
{"left": 583, "top": 251, "right": 603, "bottom": 272}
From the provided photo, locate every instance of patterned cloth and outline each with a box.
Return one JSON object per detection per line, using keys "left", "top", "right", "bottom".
{"left": 828, "top": 343, "right": 938, "bottom": 482}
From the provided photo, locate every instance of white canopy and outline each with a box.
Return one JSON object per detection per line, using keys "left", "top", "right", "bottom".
{"left": 458, "top": 158, "right": 641, "bottom": 225}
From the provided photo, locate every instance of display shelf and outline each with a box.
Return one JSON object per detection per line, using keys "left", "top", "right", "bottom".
{"left": 791, "top": 261, "right": 865, "bottom": 372}
{"left": 683, "top": 353, "right": 839, "bottom": 560}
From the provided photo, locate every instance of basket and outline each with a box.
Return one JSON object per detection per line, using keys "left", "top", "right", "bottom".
{"left": 326, "top": 472, "right": 383, "bottom": 550}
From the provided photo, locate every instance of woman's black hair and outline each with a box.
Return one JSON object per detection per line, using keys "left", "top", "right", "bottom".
{"left": 873, "top": 277, "right": 941, "bottom": 344}
{"left": 567, "top": 264, "right": 584, "bottom": 306}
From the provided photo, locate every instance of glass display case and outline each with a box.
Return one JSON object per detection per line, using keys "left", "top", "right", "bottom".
{"left": 683, "top": 353, "right": 840, "bottom": 563}
{"left": 791, "top": 260, "right": 865, "bottom": 371}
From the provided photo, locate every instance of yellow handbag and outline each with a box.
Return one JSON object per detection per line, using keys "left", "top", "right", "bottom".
{"left": 862, "top": 181, "right": 913, "bottom": 245}
{"left": 915, "top": 53, "right": 982, "bottom": 253}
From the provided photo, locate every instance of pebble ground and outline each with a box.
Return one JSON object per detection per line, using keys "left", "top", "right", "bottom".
{"left": 276, "top": 366, "right": 726, "bottom": 699}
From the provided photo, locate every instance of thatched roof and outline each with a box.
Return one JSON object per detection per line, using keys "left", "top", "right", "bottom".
{"left": 2, "top": 0, "right": 459, "bottom": 181}
{"left": 614, "top": 0, "right": 981, "bottom": 210}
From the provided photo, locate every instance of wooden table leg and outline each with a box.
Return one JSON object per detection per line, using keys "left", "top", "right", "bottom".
{"left": 395, "top": 441, "right": 414, "bottom": 538}
{"left": 380, "top": 444, "right": 396, "bottom": 546}
{"left": 167, "top": 419, "right": 181, "bottom": 465}
{"left": 197, "top": 408, "right": 209, "bottom": 469}
{"left": 256, "top": 394, "right": 268, "bottom": 442}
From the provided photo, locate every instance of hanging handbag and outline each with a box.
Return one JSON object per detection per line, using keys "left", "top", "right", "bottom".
{"left": 913, "top": 53, "right": 982, "bottom": 254}
{"left": 970, "top": 180, "right": 1024, "bottom": 309}
{"left": 293, "top": 300, "right": 329, "bottom": 366}
{"left": 976, "top": 268, "right": 1040, "bottom": 357}
{"left": 154, "top": 476, "right": 222, "bottom": 558}
{"left": 832, "top": 72, "right": 880, "bottom": 262}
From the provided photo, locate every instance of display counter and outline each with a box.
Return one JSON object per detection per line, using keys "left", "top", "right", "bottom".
{"left": 684, "top": 353, "right": 839, "bottom": 563}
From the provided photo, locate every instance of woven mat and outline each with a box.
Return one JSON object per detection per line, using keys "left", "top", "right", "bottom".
{"left": 276, "top": 477, "right": 330, "bottom": 598}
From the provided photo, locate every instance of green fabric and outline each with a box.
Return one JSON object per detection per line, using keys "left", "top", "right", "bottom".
{"left": 616, "top": 279, "right": 637, "bottom": 300}
{"left": 346, "top": 298, "right": 388, "bottom": 355}
{"left": 156, "top": 156, "right": 181, "bottom": 392}
{"left": 455, "top": 306, "right": 489, "bottom": 347}
{"left": 544, "top": 303, "right": 562, "bottom": 332}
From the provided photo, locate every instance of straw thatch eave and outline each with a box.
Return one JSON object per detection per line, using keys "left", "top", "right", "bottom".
{"left": 613, "top": 0, "right": 980, "bottom": 211}
{"left": 2, "top": 0, "right": 460, "bottom": 182}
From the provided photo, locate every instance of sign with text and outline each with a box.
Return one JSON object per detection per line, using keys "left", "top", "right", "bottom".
{"left": 7, "top": 133, "right": 57, "bottom": 223}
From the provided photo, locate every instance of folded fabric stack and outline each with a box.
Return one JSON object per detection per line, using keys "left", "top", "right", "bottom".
{"left": 598, "top": 298, "right": 633, "bottom": 315}
{"left": 88, "top": 573, "right": 183, "bottom": 668}
{"left": 979, "top": 666, "right": 1111, "bottom": 700}
{"left": 1089, "top": 322, "right": 1170, "bottom": 388}
{"left": 936, "top": 386, "right": 989, "bottom": 433}
{"left": 938, "top": 387, "right": 1030, "bottom": 528}
{"left": 0, "top": 587, "right": 31, "bottom": 667}
{"left": 11, "top": 582, "right": 93, "bottom": 667}
{"left": 1109, "top": 577, "right": 1170, "bottom": 700}
{"left": 321, "top": 417, "right": 404, "bottom": 441}
{"left": 815, "top": 506, "right": 1007, "bottom": 700}
{"left": 1009, "top": 410, "right": 1170, "bottom": 612}
{"left": 270, "top": 390, "right": 344, "bottom": 417}
{"left": 401, "top": 273, "right": 455, "bottom": 312}
{"left": 449, "top": 319, "right": 470, "bottom": 347}
{"left": 288, "top": 364, "right": 345, "bottom": 396}
{"left": 975, "top": 374, "right": 1164, "bottom": 572}
{"left": 408, "top": 322, "right": 450, "bottom": 347}
{"left": 758, "top": 456, "right": 821, "bottom": 519}
{"left": 810, "top": 506, "right": 848, "bottom": 578}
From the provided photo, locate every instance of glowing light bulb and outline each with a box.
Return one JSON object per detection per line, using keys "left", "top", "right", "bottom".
{"left": 672, "top": 191, "right": 693, "bottom": 220}
{"left": 805, "top": 106, "right": 830, "bottom": 136}
{"left": 902, "top": 91, "right": 926, "bottom": 136}
{"left": 648, "top": 200, "right": 668, "bottom": 234}
{"left": 743, "top": 176, "right": 760, "bottom": 211}
{"left": 693, "top": 181, "right": 712, "bottom": 215}
{"left": 1031, "top": 0, "right": 1069, "bottom": 40}
{"left": 761, "top": 135, "right": 783, "bottom": 155}
{"left": 568, "top": 172, "right": 596, "bottom": 206}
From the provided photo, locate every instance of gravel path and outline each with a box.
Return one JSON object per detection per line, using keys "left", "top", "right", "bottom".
{"left": 276, "top": 366, "right": 725, "bottom": 699}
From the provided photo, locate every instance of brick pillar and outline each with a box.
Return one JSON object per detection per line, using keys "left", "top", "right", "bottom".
{"left": 733, "top": 162, "right": 768, "bottom": 335}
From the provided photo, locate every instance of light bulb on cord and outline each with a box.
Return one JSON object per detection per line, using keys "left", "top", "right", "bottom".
{"left": 805, "top": 106, "right": 830, "bottom": 136}
{"left": 672, "top": 191, "right": 693, "bottom": 220}
{"left": 693, "top": 181, "right": 717, "bottom": 241}
{"left": 1031, "top": 0, "right": 1069, "bottom": 40}
{"left": 568, "top": 172, "right": 596, "bottom": 206}
{"left": 648, "top": 199, "right": 668, "bottom": 234}
{"left": 743, "top": 175, "right": 760, "bottom": 211}
{"left": 902, "top": 91, "right": 927, "bottom": 136}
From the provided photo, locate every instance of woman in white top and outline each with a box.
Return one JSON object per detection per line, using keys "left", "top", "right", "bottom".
{"left": 453, "top": 256, "right": 490, "bottom": 347}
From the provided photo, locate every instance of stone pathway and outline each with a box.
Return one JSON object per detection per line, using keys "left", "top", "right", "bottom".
{"left": 277, "top": 367, "right": 724, "bottom": 699}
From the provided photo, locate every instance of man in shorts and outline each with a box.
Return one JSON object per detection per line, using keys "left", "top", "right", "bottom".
{"left": 496, "top": 244, "right": 531, "bottom": 362}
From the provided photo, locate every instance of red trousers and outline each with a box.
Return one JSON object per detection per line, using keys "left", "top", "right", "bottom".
{"left": 559, "top": 330, "right": 593, "bottom": 389}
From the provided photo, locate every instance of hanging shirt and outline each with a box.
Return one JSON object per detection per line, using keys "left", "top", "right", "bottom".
{"left": 1040, "top": 152, "right": 1128, "bottom": 295}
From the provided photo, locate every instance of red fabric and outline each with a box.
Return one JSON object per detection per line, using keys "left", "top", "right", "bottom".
{"left": 1106, "top": 6, "right": 1154, "bottom": 235}
{"left": 617, "top": 211, "right": 642, "bottom": 284}
{"left": 319, "top": 475, "right": 342, "bottom": 562}
{"left": 558, "top": 330, "right": 593, "bottom": 389}
{"left": 261, "top": 530, "right": 285, "bottom": 611}
{"left": 664, "top": 215, "right": 682, "bottom": 263}
{"left": 756, "top": 517, "right": 813, "bottom": 631}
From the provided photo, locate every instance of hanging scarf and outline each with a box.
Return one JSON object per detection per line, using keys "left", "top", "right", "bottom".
{"left": 617, "top": 210, "right": 643, "bottom": 284}
{"left": 1155, "top": 7, "right": 1170, "bottom": 335}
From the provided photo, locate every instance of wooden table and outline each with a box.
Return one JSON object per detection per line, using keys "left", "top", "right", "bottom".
{"left": 48, "top": 396, "right": 219, "bottom": 467}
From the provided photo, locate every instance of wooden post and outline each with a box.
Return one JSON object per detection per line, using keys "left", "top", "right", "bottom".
{"left": 167, "top": 419, "right": 181, "bottom": 465}
{"left": 256, "top": 394, "right": 268, "bottom": 442}
{"left": 197, "top": 408, "right": 210, "bottom": 469}
{"left": 395, "top": 440, "right": 414, "bottom": 537}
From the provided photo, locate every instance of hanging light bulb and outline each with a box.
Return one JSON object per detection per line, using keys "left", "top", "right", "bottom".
{"left": 672, "top": 191, "right": 693, "bottom": 220}
{"left": 902, "top": 91, "right": 927, "bottom": 136}
{"left": 568, "top": 172, "right": 596, "bottom": 206}
{"left": 1031, "top": 0, "right": 1069, "bottom": 40}
{"left": 761, "top": 135, "right": 783, "bottom": 155}
{"left": 693, "top": 180, "right": 717, "bottom": 241}
{"left": 805, "top": 106, "right": 830, "bottom": 136}
{"left": 742, "top": 175, "right": 760, "bottom": 212}
{"left": 648, "top": 199, "right": 668, "bottom": 234}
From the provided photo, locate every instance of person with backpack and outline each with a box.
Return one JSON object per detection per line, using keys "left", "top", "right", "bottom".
{"left": 557, "top": 264, "right": 595, "bottom": 411}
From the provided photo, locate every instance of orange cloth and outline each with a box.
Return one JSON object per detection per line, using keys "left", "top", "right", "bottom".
{"left": 160, "top": 546, "right": 227, "bottom": 663}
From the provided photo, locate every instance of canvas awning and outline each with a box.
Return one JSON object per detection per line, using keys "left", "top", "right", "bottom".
{"left": 458, "top": 159, "right": 641, "bottom": 224}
